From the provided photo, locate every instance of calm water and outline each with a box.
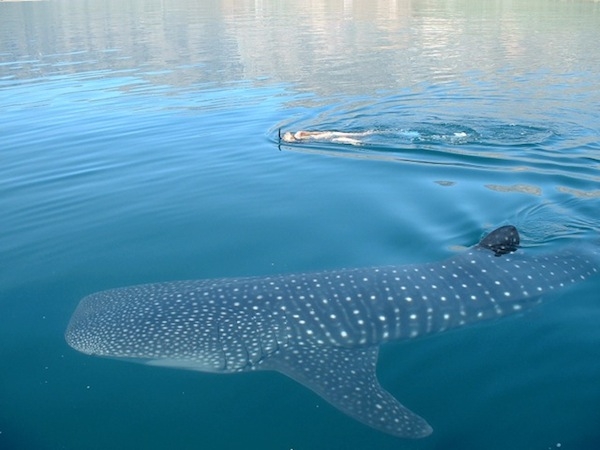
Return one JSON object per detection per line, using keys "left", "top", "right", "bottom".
{"left": 2, "top": 0, "right": 600, "bottom": 449}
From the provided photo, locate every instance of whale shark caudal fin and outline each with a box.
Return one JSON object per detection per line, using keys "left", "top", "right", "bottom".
{"left": 259, "top": 344, "right": 433, "bottom": 438}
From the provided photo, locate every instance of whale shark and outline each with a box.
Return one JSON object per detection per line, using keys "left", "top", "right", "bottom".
{"left": 65, "top": 225, "right": 599, "bottom": 438}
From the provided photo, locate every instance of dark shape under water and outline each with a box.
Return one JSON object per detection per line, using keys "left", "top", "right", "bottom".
{"left": 65, "top": 225, "right": 599, "bottom": 438}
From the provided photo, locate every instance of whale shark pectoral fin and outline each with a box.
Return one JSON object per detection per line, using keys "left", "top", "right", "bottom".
{"left": 258, "top": 344, "right": 433, "bottom": 438}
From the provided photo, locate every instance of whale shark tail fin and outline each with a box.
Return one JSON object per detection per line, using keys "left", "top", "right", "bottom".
{"left": 477, "top": 225, "right": 520, "bottom": 256}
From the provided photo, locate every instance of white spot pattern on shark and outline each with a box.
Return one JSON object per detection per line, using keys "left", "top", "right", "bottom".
{"left": 65, "top": 225, "right": 599, "bottom": 438}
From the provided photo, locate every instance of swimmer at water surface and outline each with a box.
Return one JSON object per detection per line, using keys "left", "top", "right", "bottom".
{"left": 280, "top": 129, "right": 373, "bottom": 145}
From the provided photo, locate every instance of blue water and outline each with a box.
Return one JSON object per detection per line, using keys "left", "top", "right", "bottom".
{"left": 1, "top": 0, "right": 600, "bottom": 449}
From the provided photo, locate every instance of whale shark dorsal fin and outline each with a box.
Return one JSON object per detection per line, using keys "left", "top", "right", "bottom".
{"left": 476, "top": 225, "right": 520, "bottom": 256}
{"left": 258, "top": 344, "right": 432, "bottom": 438}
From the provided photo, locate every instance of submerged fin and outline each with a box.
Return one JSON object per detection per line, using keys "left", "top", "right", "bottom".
{"left": 476, "top": 225, "right": 520, "bottom": 256}
{"left": 259, "top": 344, "right": 432, "bottom": 438}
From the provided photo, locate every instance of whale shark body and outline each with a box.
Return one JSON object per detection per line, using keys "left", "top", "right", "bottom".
{"left": 65, "top": 226, "right": 599, "bottom": 438}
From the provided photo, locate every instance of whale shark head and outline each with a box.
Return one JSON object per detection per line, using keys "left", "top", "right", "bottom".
{"left": 65, "top": 280, "right": 289, "bottom": 372}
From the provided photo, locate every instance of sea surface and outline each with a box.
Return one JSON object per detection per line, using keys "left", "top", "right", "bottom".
{"left": 1, "top": 0, "right": 600, "bottom": 449}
